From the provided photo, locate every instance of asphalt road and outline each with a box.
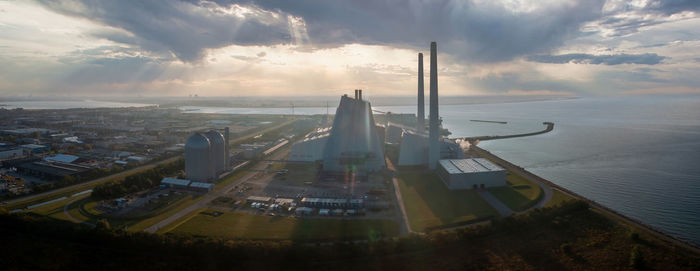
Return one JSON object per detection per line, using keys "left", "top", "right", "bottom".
{"left": 385, "top": 158, "right": 412, "bottom": 235}
{"left": 5, "top": 156, "right": 181, "bottom": 207}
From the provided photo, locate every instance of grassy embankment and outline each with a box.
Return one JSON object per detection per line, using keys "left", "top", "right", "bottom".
{"left": 165, "top": 209, "right": 399, "bottom": 241}
{"left": 487, "top": 172, "right": 543, "bottom": 211}
{"left": 396, "top": 172, "right": 499, "bottom": 232}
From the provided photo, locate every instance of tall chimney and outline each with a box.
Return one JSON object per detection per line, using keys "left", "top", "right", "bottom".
{"left": 354, "top": 89, "right": 358, "bottom": 99}
{"left": 428, "top": 42, "right": 439, "bottom": 169}
{"left": 417, "top": 53, "right": 425, "bottom": 132}
{"left": 359, "top": 89, "right": 362, "bottom": 101}
{"left": 225, "top": 127, "right": 230, "bottom": 170}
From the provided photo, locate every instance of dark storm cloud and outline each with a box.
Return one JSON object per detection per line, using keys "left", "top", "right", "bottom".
{"left": 597, "top": 0, "right": 700, "bottom": 37}
{"left": 240, "top": 0, "right": 607, "bottom": 62}
{"left": 39, "top": 0, "right": 609, "bottom": 63}
{"left": 36, "top": 0, "right": 698, "bottom": 64}
{"left": 37, "top": 0, "right": 293, "bottom": 62}
{"left": 527, "top": 53, "right": 666, "bottom": 65}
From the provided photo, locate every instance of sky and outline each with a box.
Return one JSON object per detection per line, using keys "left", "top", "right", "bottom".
{"left": 0, "top": 0, "right": 698, "bottom": 97}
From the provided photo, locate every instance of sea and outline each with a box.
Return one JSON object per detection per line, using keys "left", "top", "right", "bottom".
{"left": 0, "top": 100, "right": 155, "bottom": 110}
{"left": 5, "top": 96, "right": 700, "bottom": 245}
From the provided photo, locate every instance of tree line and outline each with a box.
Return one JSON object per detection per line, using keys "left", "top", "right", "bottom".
{"left": 91, "top": 158, "right": 184, "bottom": 199}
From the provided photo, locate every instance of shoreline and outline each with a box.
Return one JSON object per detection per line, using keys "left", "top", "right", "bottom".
{"left": 471, "top": 145, "right": 700, "bottom": 253}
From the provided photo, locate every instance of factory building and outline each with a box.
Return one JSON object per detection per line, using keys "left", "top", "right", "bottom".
{"left": 185, "top": 128, "right": 229, "bottom": 182}
{"left": 437, "top": 158, "right": 507, "bottom": 190}
{"left": 322, "top": 90, "right": 385, "bottom": 174}
{"left": 288, "top": 90, "right": 385, "bottom": 174}
{"left": 397, "top": 131, "right": 464, "bottom": 166}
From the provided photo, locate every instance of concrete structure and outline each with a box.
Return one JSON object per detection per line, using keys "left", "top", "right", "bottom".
{"left": 14, "top": 160, "right": 92, "bottom": 181}
{"left": 437, "top": 158, "right": 507, "bottom": 190}
{"left": 417, "top": 52, "right": 425, "bottom": 132}
{"left": 204, "top": 130, "right": 225, "bottom": 175}
{"left": 385, "top": 123, "right": 404, "bottom": 144}
{"left": 185, "top": 133, "right": 213, "bottom": 182}
{"left": 45, "top": 154, "right": 79, "bottom": 163}
{"left": 161, "top": 177, "right": 191, "bottom": 189}
{"left": 321, "top": 90, "right": 385, "bottom": 174}
{"left": 224, "top": 127, "right": 230, "bottom": 170}
{"left": 20, "top": 144, "right": 49, "bottom": 153}
{"left": 289, "top": 135, "right": 328, "bottom": 162}
{"left": 0, "top": 148, "right": 24, "bottom": 159}
{"left": 189, "top": 181, "right": 215, "bottom": 193}
{"left": 428, "top": 41, "right": 440, "bottom": 169}
{"left": 397, "top": 131, "right": 464, "bottom": 166}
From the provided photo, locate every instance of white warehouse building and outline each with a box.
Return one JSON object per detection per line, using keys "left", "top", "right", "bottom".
{"left": 437, "top": 158, "right": 507, "bottom": 190}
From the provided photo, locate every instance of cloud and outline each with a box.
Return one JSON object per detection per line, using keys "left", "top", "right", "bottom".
{"left": 36, "top": 0, "right": 298, "bottom": 62}
{"left": 527, "top": 53, "right": 667, "bottom": 65}
{"left": 594, "top": 0, "right": 700, "bottom": 37}
{"left": 37, "top": 0, "right": 612, "bottom": 63}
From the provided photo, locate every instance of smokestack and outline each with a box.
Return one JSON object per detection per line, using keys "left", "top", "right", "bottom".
{"left": 225, "top": 127, "right": 230, "bottom": 170}
{"left": 417, "top": 53, "right": 425, "bottom": 132}
{"left": 359, "top": 89, "right": 362, "bottom": 101}
{"left": 354, "top": 89, "right": 358, "bottom": 99}
{"left": 428, "top": 42, "right": 439, "bottom": 169}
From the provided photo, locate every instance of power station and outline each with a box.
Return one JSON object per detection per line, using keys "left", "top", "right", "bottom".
{"left": 180, "top": 41, "right": 505, "bottom": 190}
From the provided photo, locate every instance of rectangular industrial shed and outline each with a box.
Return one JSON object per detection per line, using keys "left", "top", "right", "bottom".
{"left": 437, "top": 158, "right": 507, "bottom": 190}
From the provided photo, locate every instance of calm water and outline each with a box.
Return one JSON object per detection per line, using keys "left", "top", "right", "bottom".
{"left": 0, "top": 100, "right": 155, "bottom": 109}
{"left": 184, "top": 96, "right": 700, "bottom": 245}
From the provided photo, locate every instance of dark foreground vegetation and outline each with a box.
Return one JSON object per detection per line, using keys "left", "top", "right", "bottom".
{"left": 1, "top": 201, "right": 698, "bottom": 270}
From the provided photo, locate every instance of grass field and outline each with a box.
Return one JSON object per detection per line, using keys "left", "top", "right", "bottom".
{"left": 168, "top": 210, "right": 399, "bottom": 240}
{"left": 50, "top": 193, "right": 202, "bottom": 231}
{"left": 396, "top": 172, "right": 499, "bottom": 232}
{"left": 544, "top": 189, "right": 575, "bottom": 208}
{"left": 487, "top": 172, "right": 543, "bottom": 212}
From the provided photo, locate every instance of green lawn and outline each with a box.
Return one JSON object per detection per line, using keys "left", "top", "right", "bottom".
{"left": 397, "top": 172, "right": 499, "bottom": 232}
{"left": 487, "top": 172, "right": 543, "bottom": 212}
{"left": 168, "top": 210, "right": 399, "bottom": 241}
{"left": 544, "top": 189, "right": 575, "bottom": 208}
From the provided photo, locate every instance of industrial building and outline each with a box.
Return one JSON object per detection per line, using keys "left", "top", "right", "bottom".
{"left": 160, "top": 177, "right": 215, "bottom": 193}
{"left": 437, "top": 158, "right": 507, "bottom": 190}
{"left": 397, "top": 131, "right": 464, "bottom": 166}
{"left": 322, "top": 90, "right": 385, "bottom": 174}
{"left": 184, "top": 128, "right": 229, "bottom": 182}
{"left": 288, "top": 90, "right": 385, "bottom": 174}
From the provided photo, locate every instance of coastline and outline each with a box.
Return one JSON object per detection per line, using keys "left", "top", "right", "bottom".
{"left": 471, "top": 145, "right": 700, "bottom": 253}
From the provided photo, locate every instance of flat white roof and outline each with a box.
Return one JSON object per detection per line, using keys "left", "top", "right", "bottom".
{"left": 439, "top": 158, "right": 505, "bottom": 174}
{"left": 45, "top": 154, "right": 79, "bottom": 163}
{"left": 161, "top": 177, "right": 191, "bottom": 186}
{"left": 189, "top": 182, "right": 214, "bottom": 189}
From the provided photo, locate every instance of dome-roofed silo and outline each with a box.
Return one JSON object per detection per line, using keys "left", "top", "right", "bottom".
{"left": 204, "top": 130, "right": 225, "bottom": 176}
{"left": 185, "top": 133, "right": 212, "bottom": 182}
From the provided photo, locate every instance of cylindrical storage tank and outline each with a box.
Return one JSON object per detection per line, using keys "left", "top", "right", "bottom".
{"left": 204, "top": 130, "right": 225, "bottom": 176}
{"left": 185, "top": 133, "right": 211, "bottom": 182}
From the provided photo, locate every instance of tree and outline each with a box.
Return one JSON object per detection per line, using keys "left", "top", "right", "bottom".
{"left": 95, "top": 219, "right": 111, "bottom": 231}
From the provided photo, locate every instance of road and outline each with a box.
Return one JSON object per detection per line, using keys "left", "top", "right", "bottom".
{"left": 63, "top": 196, "right": 95, "bottom": 227}
{"left": 385, "top": 158, "right": 412, "bottom": 235}
{"left": 144, "top": 148, "right": 290, "bottom": 233}
{"left": 5, "top": 156, "right": 181, "bottom": 207}
{"left": 476, "top": 189, "right": 514, "bottom": 217}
